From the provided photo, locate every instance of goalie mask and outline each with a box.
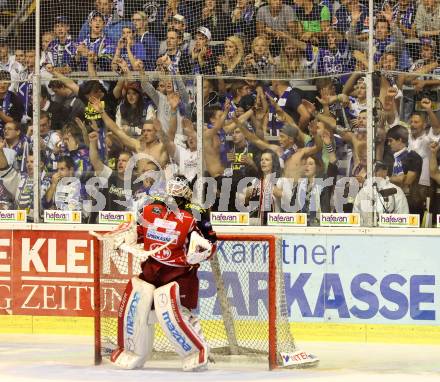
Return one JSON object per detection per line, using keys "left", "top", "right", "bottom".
{"left": 166, "top": 175, "right": 193, "bottom": 201}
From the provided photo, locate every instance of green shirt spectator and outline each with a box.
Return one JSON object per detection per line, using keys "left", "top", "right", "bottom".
{"left": 295, "top": 0, "right": 330, "bottom": 34}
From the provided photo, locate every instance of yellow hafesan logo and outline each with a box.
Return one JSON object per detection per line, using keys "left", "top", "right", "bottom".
{"left": 16, "top": 211, "right": 25, "bottom": 221}
{"left": 72, "top": 212, "right": 81, "bottom": 222}
{"left": 296, "top": 214, "right": 305, "bottom": 225}
{"left": 239, "top": 213, "right": 249, "bottom": 224}
{"left": 125, "top": 213, "right": 133, "bottom": 222}
{"left": 349, "top": 214, "right": 358, "bottom": 225}
{"left": 409, "top": 215, "right": 419, "bottom": 226}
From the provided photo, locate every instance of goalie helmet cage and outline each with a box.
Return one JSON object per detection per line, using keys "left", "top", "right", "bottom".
{"left": 93, "top": 234, "right": 298, "bottom": 370}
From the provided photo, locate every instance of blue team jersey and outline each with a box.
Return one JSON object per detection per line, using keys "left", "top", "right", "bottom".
{"left": 75, "top": 34, "right": 115, "bottom": 71}
{"left": 48, "top": 37, "right": 76, "bottom": 68}
{"left": 314, "top": 41, "right": 355, "bottom": 75}
{"left": 374, "top": 37, "right": 411, "bottom": 71}
{"left": 119, "top": 43, "right": 146, "bottom": 69}
{"left": 387, "top": 1, "right": 416, "bottom": 34}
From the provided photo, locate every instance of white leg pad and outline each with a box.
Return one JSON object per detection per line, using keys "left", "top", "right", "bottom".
{"left": 154, "top": 282, "right": 209, "bottom": 371}
{"left": 110, "top": 276, "right": 155, "bottom": 369}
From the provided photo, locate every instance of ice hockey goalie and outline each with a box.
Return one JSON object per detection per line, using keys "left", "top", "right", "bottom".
{"left": 110, "top": 175, "right": 217, "bottom": 372}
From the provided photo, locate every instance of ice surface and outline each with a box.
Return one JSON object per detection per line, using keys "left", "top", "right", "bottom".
{"left": 0, "top": 334, "right": 439, "bottom": 382}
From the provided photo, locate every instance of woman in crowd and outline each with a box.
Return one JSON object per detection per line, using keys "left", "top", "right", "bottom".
{"left": 115, "top": 82, "right": 156, "bottom": 137}
{"left": 293, "top": 154, "right": 334, "bottom": 226}
{"left": 215, "top": 35, "right": 245, "bottom": 95}
{"left": 274, "top": 40, "right": 311, "bottom": 83}
{"left": 242, "top": 149, "right": 282, "bottom": 225}
{"left": 244, "top": 36, "right": 275, "bottom": 76}
{"left": 215, "top": 35, "right": 245, "bottom": 77}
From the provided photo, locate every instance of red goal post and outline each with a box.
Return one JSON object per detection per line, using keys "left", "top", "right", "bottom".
{"left": 93, "top": 232, "right": 309, "bottom": 370}
{"left": 216, "top": 234, "right": 278, "bottom": 369}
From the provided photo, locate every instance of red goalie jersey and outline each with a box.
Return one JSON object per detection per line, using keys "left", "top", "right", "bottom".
{"left": 137, "top": 196, "right": 217, "bottom": 267}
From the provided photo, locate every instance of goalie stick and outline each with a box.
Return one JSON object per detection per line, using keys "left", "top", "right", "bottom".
{"left": 89, "top": 222, "right": 173, "bottom": 261}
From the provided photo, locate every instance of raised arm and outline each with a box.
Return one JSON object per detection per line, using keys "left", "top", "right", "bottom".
{"left": 233, "top": 116, "right": 279, "bottom": 153}
{"left": 342, "top": 73, "right": 363, "bottom": 96}
{"left": 156, "top": 94, "right": 180, "bottom": 158}
{"left": 139, "top": 66, "right": 160, "bottom": 106}
{"left": 88, "top": 131, "right": 105, "bottom": 173}
{"left": 320, "top": 129, "right": 336, "bottom": 164}
{"left": 87, "top": 51, "right": 97, "bottom": 78}
{"left": 47, "top": 65, "right": 79, "bottom": 94}
{"left": 268, "top": 94, "right": 309, "bottom": 143}
{"left": 302, "top": 99, "right": 338, "bottom": 131}
{"left": 429, "top": 142, "right": 440, "bottom": 183}
{"left": 204, "top": 100, "right": 231, "bottom": 140}
{"left": 89, "top": 96, "right": 140, "bottom": 152}
{"left": 223, "top": 108, "right": 255, "bottom": 134}
{"left": 74, "top": 117, "right": 90, "bottom": 147}
{"left": 420, "top": 98, "right": 440, "bottom": 135}
{"left": 174, "top": 76, "right": 191, "bottom": 117}
{"left": 383, "top": 6, "right": 405, "bottom": 54}
{"left": 347, "top": 8, "right": 367, "bottom": 52}
{"left": 113, "top": 77, "right": 126, "bottom": 100}
{"left": 125, "top": 36, "right": 138, "bottom": 70}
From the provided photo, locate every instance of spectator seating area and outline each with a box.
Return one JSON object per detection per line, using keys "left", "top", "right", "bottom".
{"left": 0, "top": 0, "right": 440, "bottom": 226}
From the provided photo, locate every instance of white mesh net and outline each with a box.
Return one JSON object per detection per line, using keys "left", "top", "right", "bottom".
{"left": 0, "top": 1, "right": 438, "bottom": 227}
{"left": 96, "top": 234, "right": 298, "bottom": 367}
{"left": 22, "top": 0, "right": 431, "bottom": 79}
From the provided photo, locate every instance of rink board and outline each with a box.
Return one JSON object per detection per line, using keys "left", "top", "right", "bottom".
{"left": 0, "top": 224, "right": 439, "bottom": 344}
{"left": 1, "top": 315, "right": 440, "bottom": 344}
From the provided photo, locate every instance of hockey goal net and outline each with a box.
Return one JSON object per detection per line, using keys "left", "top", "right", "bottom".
{"left": 93, "top": 233, "right": 306, "bottom": 369}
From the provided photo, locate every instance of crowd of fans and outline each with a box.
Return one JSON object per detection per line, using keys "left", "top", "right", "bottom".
{"left": 0, "top": 0, "right": 440, "bottom": 226}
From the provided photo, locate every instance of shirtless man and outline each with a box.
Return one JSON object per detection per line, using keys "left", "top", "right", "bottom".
{"left": 89, "top": 96, "right": 168, "bottom": 172}
{"left": 236, "top": 108, "right": 320, "bottom": 180}
{"left": 203, "top": 105, "right": 229, "bottom": 179}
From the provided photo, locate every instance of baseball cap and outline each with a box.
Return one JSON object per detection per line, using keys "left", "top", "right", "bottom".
{"left": 173, "top": 14, "right": 185, "bottom": 23}
{"left": 89, "top": 10, "right": 105, "bottom": 22}
{"left": 197, "top": 26, "right": 212, "bottom": 41}
{"left": 54, "top": 15, "right": 69, "bottom": 25}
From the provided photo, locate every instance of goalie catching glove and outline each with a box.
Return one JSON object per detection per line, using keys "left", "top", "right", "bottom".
{"left": 186, "top": 231, "right": 214, "bottom": 265}
{"left": 90, "top": 221, "right": 137, "bottom": 251}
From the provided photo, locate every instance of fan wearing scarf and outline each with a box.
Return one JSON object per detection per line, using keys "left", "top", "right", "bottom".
{"left": 242, "top": 149, "right": 282, "bottom": 224}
